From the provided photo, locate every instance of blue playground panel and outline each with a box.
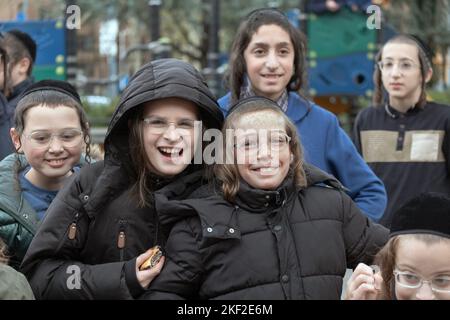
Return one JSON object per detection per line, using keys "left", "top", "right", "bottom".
{"left": 0, "top": 20, "right": 66, "bottom": 80}
{"left": 286, "top": 8, "right": 300, "bottom": 29}
{"left": 308, "top": 52, "right": 375, "bottom": 97}
{"left": 307, "top": 8, "right": 377, "bottom": 59}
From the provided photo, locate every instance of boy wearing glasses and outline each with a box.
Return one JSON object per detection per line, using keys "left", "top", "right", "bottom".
{"left": 353, "top": 34, "right": 450, "bottom": 228}
{"left": 0, "top": 80, "right": 90, "bottom": 269}
{"left": 346, "top": 192, "right": 450, "bottom": 300}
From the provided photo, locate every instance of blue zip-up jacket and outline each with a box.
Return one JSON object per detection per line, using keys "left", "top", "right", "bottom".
{"left": 219, "top": 92, "right": 387, "bottom": 221}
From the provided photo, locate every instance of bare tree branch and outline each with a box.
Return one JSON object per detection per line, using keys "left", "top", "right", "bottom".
{"left": 170, "top": 42, "right": 202, "bottom": 61}
{"left": 165, "top": 10, "right": 200, "bottom": 50}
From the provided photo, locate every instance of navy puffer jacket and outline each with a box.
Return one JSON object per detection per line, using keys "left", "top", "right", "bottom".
{"left": 144, "top": 164, "right": 388, "bottom": 300}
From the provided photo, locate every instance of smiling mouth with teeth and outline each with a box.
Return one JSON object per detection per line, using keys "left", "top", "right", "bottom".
{"left": 46, "top": 158, "right": 67, "bottom": 163}
{"left": 158, "top": 147, "right": 183, "bottom": 157}
{"left": 252, "top": 167, "right": 279, "bottom": 175}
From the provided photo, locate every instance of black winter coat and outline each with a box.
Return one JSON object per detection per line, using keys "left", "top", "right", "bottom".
{"left": 0, "top": 78, "right": 33, "bottom": 160}
{"left": 20, "top": 59, "right": 223, "bottom": 299}
{"left": 0, "top": 91, "right": 14, "bottom": 160}
{"left": 143, "top": 165, "right": 389, "bottom": 300}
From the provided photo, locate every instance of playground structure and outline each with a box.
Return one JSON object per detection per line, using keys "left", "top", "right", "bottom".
{"left": 0, "top": 20, "right": 66, "bottom": 82}
{"left": 300, "top": 7, "right": 396, "bottom": 125}
{"left": 0, "top": 6, "right": 398, "bottom": 133}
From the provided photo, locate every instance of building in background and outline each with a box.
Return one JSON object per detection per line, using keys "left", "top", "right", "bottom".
{"left": 0, "top": 0, "right": 116, "bottom": 97}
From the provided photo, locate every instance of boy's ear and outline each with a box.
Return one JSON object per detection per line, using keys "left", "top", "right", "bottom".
{"left": 17, "top": 57, "right": 31, "bottom": 75}
{"left": 425, "top": 68, "right": 433, "bottom": 83}
{"left": 10, "top": 128, "right": 22, "bottom": 152}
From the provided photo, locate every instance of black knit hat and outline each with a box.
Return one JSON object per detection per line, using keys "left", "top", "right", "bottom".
{"left": 390, "top": 192, "right": 450, "bottom": 239}
{"left": 19, "top": 80, "right": 81, "bottom": 104}
{"left": 7, "top": 29, "right": 37, "bottom": 62}
{"left": 408, "top": 34, "right": 434, "bottom": 66}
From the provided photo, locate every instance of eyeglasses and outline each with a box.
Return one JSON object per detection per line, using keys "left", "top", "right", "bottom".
{"left": 378, "top": 60, "right": 420, "bottom": 74}
{"left": 393, "top": 269, "right": 450, "bottom": 293}
{"left": 235, "top": 131, "right": 291, "bottom": 152}
{"left": 142, "top": 117, "right": 196, "bottom": 136}
{"left": 24, "top": 129, "right": 83, "bottom": 149}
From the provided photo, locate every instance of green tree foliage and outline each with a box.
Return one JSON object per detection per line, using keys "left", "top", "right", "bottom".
{"left": 384, "top": 0, "right": 450, "bottom": 87}
{"left": 385, "top": 0, "right": 449, "bottom": 44}
{"left": 74, "top": 0, "right": 300, "bottom": 68}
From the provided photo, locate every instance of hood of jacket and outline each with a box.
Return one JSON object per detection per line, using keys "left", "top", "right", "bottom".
{"left": 0, "top": 154, "right": 39, "bottom": 235}
{"left": 0, "top": 154, "right": 29, "bottom": 207}
{"left": 83, "top": 59, "right": 224, "bottom": 217}
{"left": 103, "top": 58, "right": 224, "bottom": 171}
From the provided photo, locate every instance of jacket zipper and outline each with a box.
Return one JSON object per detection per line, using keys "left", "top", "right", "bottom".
{"left": 68, "top": 212, "right": 79, "bottom": 240}
{"left": 55, "top": 212, "right": 79, "bottom": 254}
{"left": 117, "top": 220, "right": 127, "bottom": 261}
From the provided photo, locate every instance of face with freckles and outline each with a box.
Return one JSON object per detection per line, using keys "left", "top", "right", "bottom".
{"left": 142, "top": 98, "right": 199, "bottom": 177}
{"left": 10, "top": 105, "right": 84, "bottom": 191}
{"left": 234, "top": 111, "right": 292, "bottom": 190}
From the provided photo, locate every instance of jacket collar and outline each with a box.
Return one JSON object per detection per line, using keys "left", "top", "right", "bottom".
{"left": 155, "top": 170, "right": 203, "bottom": 227}
{"left": 8, "top": 78, "right": 33, "bottom": 101}
{"left": 0, "top": 154, "right": 40, "bottom": 233}
{"left": 235, "top": 176, "right": 296, "bottom": 213}
{"left": 232, "top": 163, "right": 344, "bottom": 212}
{"left": 384, "top": 103, "right": 423, "bottom": 119}
{"left": 83, "top": 163, "right": 201, "bottom": 219}
{"left": 239, "top": 75, "right": 289, "bottom": 113}
{"left": 195, "top": 176, "right": 296, "bottom": 242}
{"left": 153, "top": 164, "right": 345, "bottom": 244}
{"left": 285, "top": 92, "right": 313, "bottom": 123}
{"left": 201, "top": 165, "right": 343, "bottom": 241}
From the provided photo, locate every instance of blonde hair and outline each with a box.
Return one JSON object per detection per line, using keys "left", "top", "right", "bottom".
{"left": 214, "top": 98, "right": 307, "bottom": 202}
